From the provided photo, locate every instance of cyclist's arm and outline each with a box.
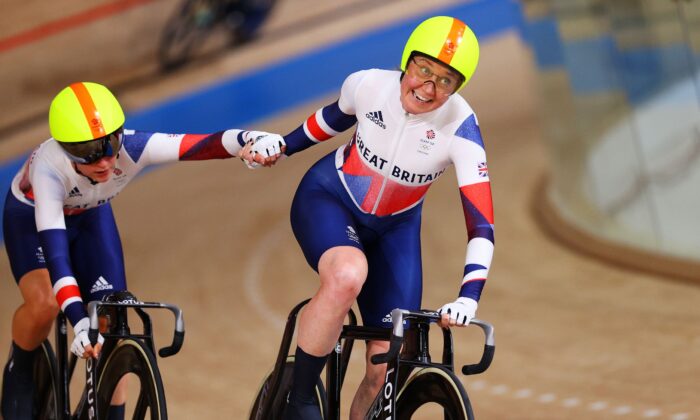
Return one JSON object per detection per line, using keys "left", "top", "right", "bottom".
{"left": 282, "top": 100, "right": 357, "bottom": 155}
{"left": 31, "top": 165, "right": 88, "bottom": 328}
{"left": 39, "top": 229, "right": 86, "bottom": 326}
{"left": 283, "top": 71, "right": 368, "bottom": 155}
{"left": 121, "top": 129, "right": 252, "bottom": 166}
{"left": 449, "top": 114, "right": 495, "bottom": 302}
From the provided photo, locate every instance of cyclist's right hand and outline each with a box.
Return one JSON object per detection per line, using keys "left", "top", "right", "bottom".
{"left": 71, "top": 317, "right": 104, "bottom": 359}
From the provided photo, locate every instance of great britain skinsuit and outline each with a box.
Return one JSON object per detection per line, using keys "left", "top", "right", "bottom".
{"left": 3, "top": 129, "right": 248, "bottom": 329}
{"left": 285, "top": 69, "right": 494, "bottom": 327}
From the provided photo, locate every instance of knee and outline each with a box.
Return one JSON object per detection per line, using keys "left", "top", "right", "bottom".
{"left": 324, "top": 259, "right": 366, "bottom": 300}
{"left": 26, "top": 295, "right": 60, "bottom": 327}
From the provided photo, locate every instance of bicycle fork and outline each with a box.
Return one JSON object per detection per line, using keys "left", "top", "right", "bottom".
{"left": 365, "top": 363, "right": 399, "bottom": 420}
{"left": 55, "top": 313, "right": 100, "bottom": 419}
{"left": 326, "top": 343, "right": 401, "bottom": 420}
{"left": 85, "top": 355, "right": 99, "bottom": 419}
{"left": 55, "top": 314, "right": 71, "bottom": 420}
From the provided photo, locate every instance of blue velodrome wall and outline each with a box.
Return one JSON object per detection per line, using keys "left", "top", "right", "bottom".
{"left": 0, "top": 0, "right": 524, "bottom": 243}
{"left": 524, "top": 5, "right": 699, "bottom": 104}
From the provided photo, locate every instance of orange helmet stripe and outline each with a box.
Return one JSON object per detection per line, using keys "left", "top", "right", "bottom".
{"left": 69, "top": 82, "right": 106, "bottom": 139}
{"left": 437, "top": 18, "right": 466, "bottom": 65}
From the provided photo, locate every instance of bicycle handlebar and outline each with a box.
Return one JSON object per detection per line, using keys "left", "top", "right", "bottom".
{"left": 370, "top": 334, "right": 403, "bottom": 365}
{"left": 87, "top": 300, "right": 186, "bottom": 358}
{"left": 370, "top": 308, "right": 495, "bottom": 375}
{"left": 462, "top": 319, "right": 495, "bottom": 375}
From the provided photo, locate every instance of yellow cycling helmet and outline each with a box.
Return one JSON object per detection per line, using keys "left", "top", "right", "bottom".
{"left": 401, "top": 16, "right": 480, "bottom": 92}
{"left": 49, "top": 82, "right": 125, "bottom": 164}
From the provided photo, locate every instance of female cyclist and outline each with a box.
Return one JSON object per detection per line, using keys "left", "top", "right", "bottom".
{"left": 0, "top": 82, "right": 284, "bottom": 419}
{"left": 243, "top": 15, "right": 495, "bottom": 420}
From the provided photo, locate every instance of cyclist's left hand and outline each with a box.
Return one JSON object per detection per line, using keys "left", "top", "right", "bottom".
{"left": 437, "top": 297, "right": 478, "bottom": 328}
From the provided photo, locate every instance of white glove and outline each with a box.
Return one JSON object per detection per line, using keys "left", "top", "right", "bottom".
{"left": 71, "top": 317, "right": 104, "bottom": 358}
{"left": 437, "top": 297, "right": 478, "bottom": 326}
{"left": 242, "top": 131, "right": 286, "bottom": 169}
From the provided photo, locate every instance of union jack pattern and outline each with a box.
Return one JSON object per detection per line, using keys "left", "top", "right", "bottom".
{"left": 478, "top": 161, "right": 488, "bottom": 178}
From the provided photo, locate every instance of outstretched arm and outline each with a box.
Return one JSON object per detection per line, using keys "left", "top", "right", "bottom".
{"left": 244, "top": 70, "right": 369, "bottom": 163}
{"left": 239, "top": 100, "right": 356, "bottom": 168}
{"left": 121, "top": 128, "right": 275, "bottom": 165}
{"left": 283, "top": 100, "right": 357, "bottom": 156}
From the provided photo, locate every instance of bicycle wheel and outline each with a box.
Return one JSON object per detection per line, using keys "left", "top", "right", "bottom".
{"left": 96, "top": 338, "right": 167, "bottom": 420}
{"left": 248, "top": 355, "right": 327, "bottom": 420}
{"left": 157, "top": 0, "right": 222, "bottom": 70}
{"left": 396, "top": 367, "right": 473, "bottom": 420}
{"left": 33, "top": 340, "right": 59, "bottom": 420}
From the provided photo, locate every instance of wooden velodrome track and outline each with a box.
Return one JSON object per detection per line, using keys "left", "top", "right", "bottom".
{"left": 1, "top": 1, "right": 699, "bottom": 419}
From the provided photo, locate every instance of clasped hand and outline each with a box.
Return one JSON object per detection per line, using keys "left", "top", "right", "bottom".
{"left": 238, "top": 131, "right": 286, "bottom": 168}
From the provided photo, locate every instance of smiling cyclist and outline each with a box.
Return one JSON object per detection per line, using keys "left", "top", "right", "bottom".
{"left": 0, "top": 82, "right": 283, "bottom": 419}
{"left": 241, "top": 15, "right": 495, "bottom": 420}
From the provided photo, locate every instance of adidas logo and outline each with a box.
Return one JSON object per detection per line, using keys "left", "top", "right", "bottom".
{"left": 365, "top": 111, "right": 386, "bottom": 129}
{"left": 346, "top": 226, "right": 360, "bottom": 244}
{"left": 90, "top": 276, "right": 113, "bottom": 293}
{"left": 68, "top": 186, "right": 82, "bottom": 197}
{"left": 381, "top": 312, "right": 408, "bottom": 325}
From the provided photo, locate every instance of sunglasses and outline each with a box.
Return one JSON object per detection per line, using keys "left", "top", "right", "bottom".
{"left": 59, "top": 128, "right": 124, "bottom": 164}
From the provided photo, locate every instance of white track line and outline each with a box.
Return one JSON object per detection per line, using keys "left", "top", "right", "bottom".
{"left": 466, "top": 380, "right": 693, "bottom": 419}
{"left": 243, "top": 221, "right": 288, "bottom": 330}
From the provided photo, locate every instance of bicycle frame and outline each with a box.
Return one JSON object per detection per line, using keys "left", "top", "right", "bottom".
{"left": 326, "top": 322, "right": 389, "bottom": 419}
{"left": 47, "top": 294, "right": 185, "bottom": 419}
{"left": 360, "top": 309, "right": 495, "bottom": 420}
{"left": 255, "top": 302, "right": 495, "bottom": 420}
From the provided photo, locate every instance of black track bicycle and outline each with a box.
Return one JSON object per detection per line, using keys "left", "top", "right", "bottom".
{"left": 32, "top": 290, "right": 185, "bottom": 419}
{"left": 249, "top": 299, "right": 495, "bottom": 419}
{"left": 158, "top": 0, "right": 278, "bottom": 70}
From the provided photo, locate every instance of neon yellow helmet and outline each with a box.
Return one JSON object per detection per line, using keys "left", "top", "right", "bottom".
{"left": 49, "top": 82, "right": 125, "bottom": 143}
{"left": 49, "top": 82, "right": 125, "bottom": 164}
{"left": 401, "top": 16, "right": 479, "bottom": 92}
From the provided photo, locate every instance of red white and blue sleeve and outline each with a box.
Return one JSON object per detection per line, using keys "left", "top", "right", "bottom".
{"left": 31, "top": 164, "right": 88, "bottom": 327}
{"left": 449, "top": 113, "right": 495, "bottom": 302}
{"left": 282, "top": 71, "right": 364, "bottom": 155}
{"left": 120, "top": 128, "right": 249, "bottom": 165}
